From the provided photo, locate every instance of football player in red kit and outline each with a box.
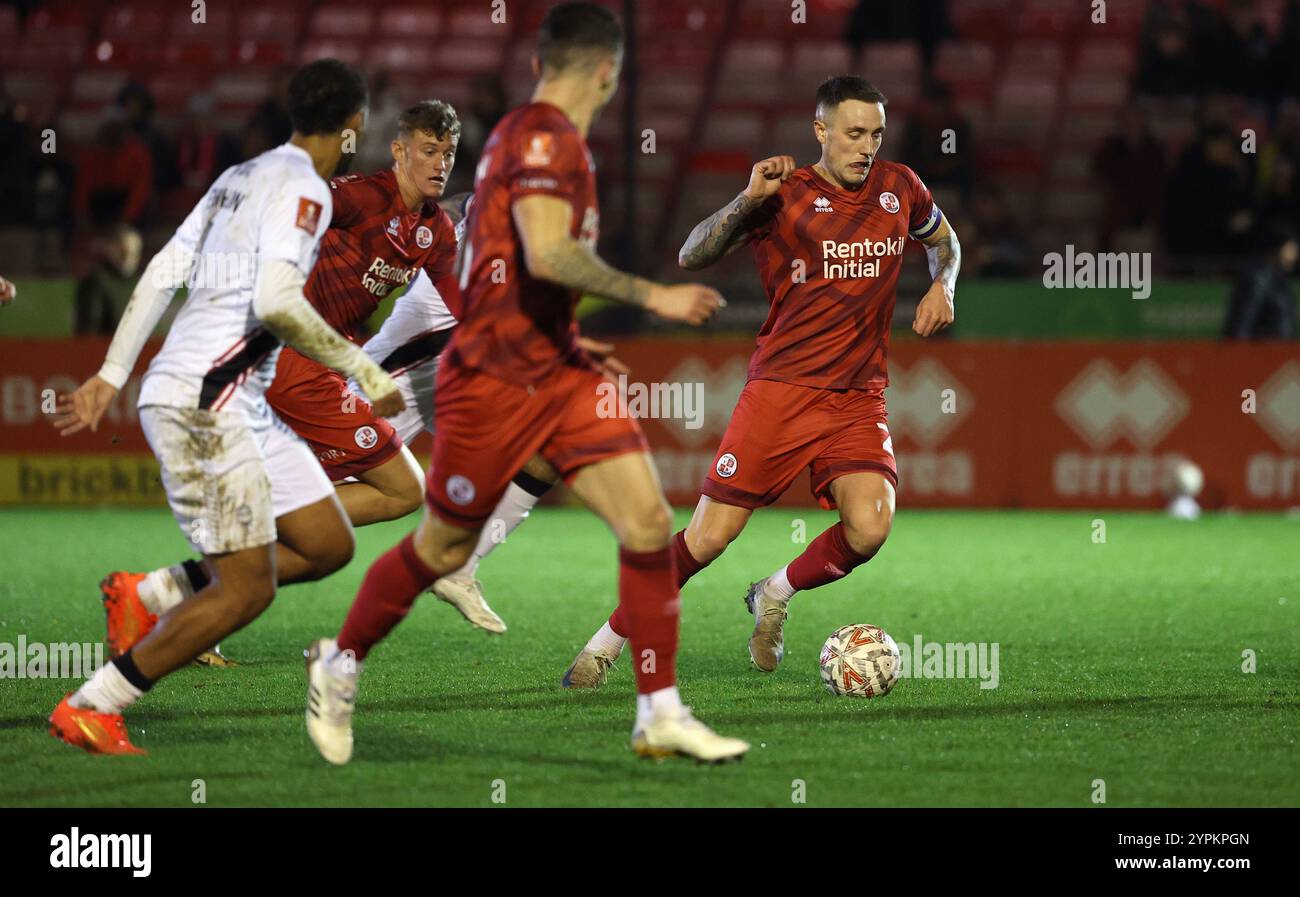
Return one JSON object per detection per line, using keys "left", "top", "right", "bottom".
{"left": 96, "top": 101, "right": 484, "bottom": 664}
{"left": 304, "top": 2, "right": 750, "bottom": 765}
{"left": 565, "top": 75, "right": 962, "bottom": 684}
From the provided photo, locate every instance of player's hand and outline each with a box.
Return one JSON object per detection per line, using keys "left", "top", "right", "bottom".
{"left": 913, "top": 282, "right": 954, "bottom": 337}
{"left": 646, "top": 283, "right": 725, "bottom": 326}
{"left": 743, "top": 155, "right": 797, "bottom": 201}
{"left": 368, "top": 388, "right": 405, "bottom": 419}
{"left": 576, "top": 336, "right": 630, "bottom": 383}
{"left": 0, "top": 276, "right": 15, "bottom": 306}
{"left": 53, "top": 375, "right": 119, "bottom": 436}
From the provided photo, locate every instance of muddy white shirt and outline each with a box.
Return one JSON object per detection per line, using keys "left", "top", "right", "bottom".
{"left": 138, "top": 143, "right": 332, "bottom": 415}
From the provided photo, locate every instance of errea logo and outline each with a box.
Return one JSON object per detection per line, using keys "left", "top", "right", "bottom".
{"left": 813, "top": 196, "right": 833, "bottom": 212}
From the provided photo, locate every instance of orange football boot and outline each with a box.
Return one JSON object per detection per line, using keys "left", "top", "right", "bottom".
{"left": 100, "top": 572, "right": 157, "bottom": 657}
{"left": 48, "top": 693, "right": 146, "bottom": 756}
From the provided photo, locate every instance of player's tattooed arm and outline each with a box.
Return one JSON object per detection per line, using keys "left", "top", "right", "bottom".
{"left": 514, "top": 195, "right": 724, "bottom": 325}
{"left": 679, "top": 155, "right": 796, "bottom": 269}
{"left": 914, "top": 216, "right": 960, "bottom": 337}
{"left": 677, "top": 193, "right": 763, "bottom": 270}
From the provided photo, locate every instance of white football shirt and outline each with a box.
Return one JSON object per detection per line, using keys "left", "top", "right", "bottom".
{"left": 139, "top": 143, "right": 333, "bottom": 416}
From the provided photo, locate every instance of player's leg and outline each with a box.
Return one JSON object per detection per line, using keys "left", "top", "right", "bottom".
{"left": 305, "top": 504, "right": 481, "bottom": 764}
{"left": 332, "top": 444, "right": 424, "bottom": 527}
{"left": 566, "top": 451, "right": 749, "bottom": 762}
{"left": 431, "top": 454, "right": 559, "bottom": 633}
{"left": 746, "top": 390, "right": 898, "bottom": 672}
{"left": 564, "top": 494, "right": 752, "bottom": 687}
{"left": 52, "top": 406, "right": 283, "bottom": 754}
{"left": 52, "top": 543, "right": 281, "bottom": 755}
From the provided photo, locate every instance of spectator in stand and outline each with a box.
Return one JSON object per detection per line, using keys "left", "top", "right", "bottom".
{"left": 0, "top": 83, "right": 35, "bottom": 226}
{"left": 965, "top": 186, "right": 1030, "bottom": 277}
{"left": 844, "top": 0, "right": 949, "bottom": 69}
{"left": 0, "top": 275, "right": 15, "bottom": 306}
{"left": 1277, "top": 0, "right": 1300, "bottom": 103}
{"left": 73, "top": 109, "right": 153, "bottom": 230}
{"left": 30, "top": 119, "right": 74, "bottom": 271}
{"left": 1216, "top": 0, "right": 1274, "bottom": 101}
{"left": 116, "top": 81, "right": 176, "bottom": 192}
{"left": 1162, "top": 123, "right": 1253, "bottom": 261}
{"left": 450, "top": 73, "right": 507, "bottom": 194}
{"left": 356, "top": 70, "right": 406, "bottom": 175}
{"left": 175, "top": 93, "right": 240, "bottom": 191}
{"left": 1092, "top": 105, "right": 1168, "bottom": 250}
{"left": 1136, "top": 5, "right": 1199, "bottom": 96}
{"left": 1257, "top": 101, "right": 1300, "bottom": 220}
{"left": 73, "top": 224, "right": 142, "bottom": 335}
{"left": 900, "top": 81, "right": 974, "bottom": 201}
{"left": 242, "top": 65, "right": 293, "bottom": 159}
{"left": 1222, "top": 218, "right": 1298, "bottom": 339}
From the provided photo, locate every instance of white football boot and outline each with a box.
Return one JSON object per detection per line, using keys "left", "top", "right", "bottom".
{"left": 432, "top": 574, "right": 507, "bottom": 634}
{"left": 632, "top": 707, "right": 750, "bottom": 763}
{"left": 561, "top": 647, "right": 619, "bottom": 689}
{"left": 305, "top": 638, "right": 357, "bottom": 765}
{"left": 744, "top": 578, "right": 790, "bottom": 672}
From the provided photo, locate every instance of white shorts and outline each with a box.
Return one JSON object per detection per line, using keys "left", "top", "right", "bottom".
{"left": 141, "top": 403, "right": 334, "bottom": 555}
{"left": 356, "top": 356, "right": 439, "bottom": 446}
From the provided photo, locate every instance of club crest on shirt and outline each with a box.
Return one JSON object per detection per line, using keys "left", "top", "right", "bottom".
{"left": 715, "top": 452, "right": 738, "bottom": 478}
{"left": 446, "top": 475, "right": 476, "bottom": 506}
{"left": 523, "top": 132, "right": 554, "bottom": 167}
{"left": 354, "top": 426, "right": 378, "bottom": 449}
{"left": 416, "top": 225, "right": 433, "bottom": 249}
{"left": 879, "top": 191, "right": 900, "bottom": 214}
{"left": 296, "top": 198, "right": 322, "bottom": 235}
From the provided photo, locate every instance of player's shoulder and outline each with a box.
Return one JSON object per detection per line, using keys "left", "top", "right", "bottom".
{"left": 503, "top": 101, "right": 574, "bottom": 135}
{"left": 874, "top": 159, "right": 927, "bottom": 194}
{"left": 329, "top": 168, "right": 395, "bottom": 203}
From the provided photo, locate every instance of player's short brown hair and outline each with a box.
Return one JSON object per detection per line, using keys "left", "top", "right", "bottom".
{"left": 396, "top": 99, "right": 461, "bottom": 142}
{"left": 537, "top": 2, "right": 623, "bottom": 73}
{"left": 815, "top": 76, "right": 888, "bottom": 117}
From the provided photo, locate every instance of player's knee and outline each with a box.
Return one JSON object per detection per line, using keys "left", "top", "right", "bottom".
{"left": 227, "top": 573, "right": 277, "bottom": 624}
{"left": 389, "top": 476, "right": 424, "bottom": 518}
{"left": 617, "top": 501, "right": 673, "bottom": 552}
{"left": 306, "top": 522, "right": 356, "bottom": 580}
{"left": 842, "top": 512, "right": 891, "bottom": 556}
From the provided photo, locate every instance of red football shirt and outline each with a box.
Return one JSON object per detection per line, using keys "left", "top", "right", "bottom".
{"left": 447, "top": 102, "right": 599, "bottom": 384}
{"left": 304, "top": 168, "right": 460, "bottom": 340}
{"left": 744, "top": 161, "right": 938, "bottom": 390}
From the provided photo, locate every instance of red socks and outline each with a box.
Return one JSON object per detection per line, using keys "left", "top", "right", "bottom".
{"left": 786, "top": 522, "right": 873, "bottom": 591}
{"left": 617, "top": 545, "right": 679, "bottom": 694}
{"left": 338, "top": 534, "right": 438, "bottom": 661}
{"left": 609, "top": 529, "right": 702, "bottom": 637}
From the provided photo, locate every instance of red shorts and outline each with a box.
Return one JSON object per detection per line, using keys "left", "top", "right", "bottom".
{"left": 702, "top": 378, "right": 897, "bottom": 510}
{"left": 426, "top": 358, "right": 649, "bottom": 528}
{"left": 265, "top": 347, "right": 403, "bottom": 480}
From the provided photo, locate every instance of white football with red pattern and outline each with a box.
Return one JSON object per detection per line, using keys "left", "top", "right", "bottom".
{"left": 819, "top": 624, "right": 901, "bottom": 698}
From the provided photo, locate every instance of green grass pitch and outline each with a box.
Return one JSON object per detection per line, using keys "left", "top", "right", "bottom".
{"left": 1, "top": 506, "right": 1296, "bottom": 807}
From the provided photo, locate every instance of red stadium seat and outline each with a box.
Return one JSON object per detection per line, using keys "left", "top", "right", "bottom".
{"left": 309, "top": 5, "right": 375, "bottom": 39}
{"left": 698, "top": 110, "right": 764, "bottom": 151}
{"left": 1076, "top": 40, "right": 1137, "bottom": 74}
{"left": 376, "top": 7, "right": 442, "bottom": 39}
{"left": 101, "top": 5, "right": 167, "bottom": 40}
{"left": 1066, "top": 74, "right": 1129, "bottom": 111}
{"left": 949, "top": 0, "right": 1014, "bottom": 43}
{"left": 299, "top": 39, "right": 366, "bottom": 66}
{"left": 239, "top": 7, "right": 305, "bottom": 39}
{"left": 444, "top": 5, "right": 507, "bottom": 38}
{"left": 433, "top": 40, "right": 504, "bottom": 75}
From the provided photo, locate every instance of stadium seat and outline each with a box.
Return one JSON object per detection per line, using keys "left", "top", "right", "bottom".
{"left": 1076, "top": 40, "right": 1137, "bottom": 74}
{"left": 299, "top": 39, "right": 365, "bottom": 66}
{"left": 1066, "top": 74, "right": 1129, "bottom": 111}
{"left": 309, "top": 5, "right": 375, "bottom": 39}
{"left": 376, "top": 7, "right": 442, "bottom": 39}
{"left": 698, "top": 110, "right": 764, "bottom": 151}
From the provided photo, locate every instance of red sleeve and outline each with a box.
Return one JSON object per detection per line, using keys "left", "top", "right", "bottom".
{"left": 903, "top": 165, "right": 941, "bottom": 238}
{"left": 507, "top": 116, "right": 585, "bottom": 203}
{"left": 327, "top": 174, "right": 367, "bottom": 228}
{"left": 744, "top": 193, "right": 783, "bottom": 244}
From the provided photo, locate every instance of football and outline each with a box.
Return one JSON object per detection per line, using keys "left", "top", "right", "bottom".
{"left": 819, "top": 624, "right": 902, "bottom": 698}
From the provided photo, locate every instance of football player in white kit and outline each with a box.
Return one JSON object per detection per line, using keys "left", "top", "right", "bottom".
{"left": 48, "top": 60, "right": 403, "bottom": 755}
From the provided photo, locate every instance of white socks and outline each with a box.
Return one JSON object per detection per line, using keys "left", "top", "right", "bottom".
{"left": 767, "top": 567, "right": 796, "bottom": 602}
{"left": 585, "top": 621, "right": 628, "bottom": 658}
{"left": 137, "top": 565, "right": 194, "bottom": 615}
{"left": 450, "top": 482, "right": 542, "bottom": 579}
{"left": 636, "top": 685, "right": 683, "bottom": 727}
{"left": 72, "top": 662, "right": 144, "bottom": 715}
